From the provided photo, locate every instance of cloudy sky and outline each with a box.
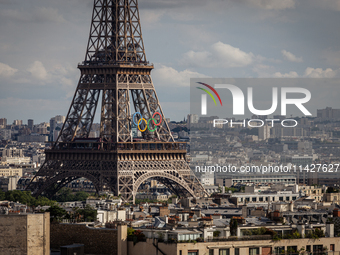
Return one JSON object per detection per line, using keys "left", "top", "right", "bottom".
{"left": 1, "top": 0, "right": 340, "bottom": 124}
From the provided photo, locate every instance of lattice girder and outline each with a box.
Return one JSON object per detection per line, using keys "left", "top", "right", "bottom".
{"left": 27, "top": 0, "right": 207, "bottom": 202}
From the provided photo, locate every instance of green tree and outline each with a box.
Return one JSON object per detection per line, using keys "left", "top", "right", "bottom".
{"left": 230, "top": 218, "right": 238, "bottom": 236}
{"left": 74, "top": 191, "right": 89, "bottom": 201}
{"left": 2, "top": 190, "right": 56, "bottom": 207}
{"left": 225, "top": 187, "right": 238, "bottom": 193}
{"left": 292, "top": 230, "right": 301, "bottom": 239}
{"left": 213, "top": 230, "right": 221, "bottom": 237}
{"left": 78, "top": 205, "right": 97, "bottom": 222}
{"left": 54, "top": 188, "right": 75, "bottom": 202}
{"left": 327, "top": 187, "right": 339, "bottom": 193}
{"left": 34, "top": 196, "right": 56, "bottom": 207}
{"left": 0, "top": 190, "right": 5, "bottom": 201}
{"left": 242, "top": 229, "right": 252, "bottom": 236}
{"left": 252, "top": 227, "right": 267, "bottom": 235}
{"left": 127, "top": 227, "right": 135, "bottom": 237}
{"left": 46, "top": 205, "right": 67, "bottom": 221}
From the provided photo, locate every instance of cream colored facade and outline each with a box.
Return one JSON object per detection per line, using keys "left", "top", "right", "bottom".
{"left": 1, "top": 156, "right": 31, "bottom": 165}
{"left": 299, "top": 185, "right": 323, "bottom": 201}
{"left": 0, "top": 212, "right": 50, "bottom": 255}
{"left": 0, "top": 168, "right": 23, "bottom": 177}
{"left": 136, "top": 193, "right": 169, "bottom": 201}
{"left": 128, "top": 237, "right": 340, "bottom": 255}
{"left": 324, "top": 192, "right": 340, "bottom": 203}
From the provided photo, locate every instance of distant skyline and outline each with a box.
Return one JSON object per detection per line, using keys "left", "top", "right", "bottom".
{"left": 1, "top": 0, "right": 340, "bottom": 123}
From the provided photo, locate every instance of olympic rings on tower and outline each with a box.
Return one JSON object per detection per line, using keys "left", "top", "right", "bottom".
{"left": 132, "top": 112, "right": 162, "bottom": 132}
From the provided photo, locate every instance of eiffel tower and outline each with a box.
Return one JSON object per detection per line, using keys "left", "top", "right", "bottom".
{"left": 27, "top": 0, "right": 207, "bottom": 203}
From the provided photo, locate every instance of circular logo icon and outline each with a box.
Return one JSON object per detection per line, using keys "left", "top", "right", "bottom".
{"left": 132, "top": 112, "right": 162, "bottom": 132}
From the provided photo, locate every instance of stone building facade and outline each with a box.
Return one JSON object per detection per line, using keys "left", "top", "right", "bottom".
{"left": 0, "top": 212, "right": 50, "bottom": 255}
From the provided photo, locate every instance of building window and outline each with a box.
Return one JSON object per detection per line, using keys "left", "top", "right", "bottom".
{"left": 252, "top": 197, "right": 256, "bottom": 202}
{"left": 249, "top": 248, "right": 259, "bottom": 255}
{"left": 180, "top": 251, "right": 182, "bottom": 255}
{"left": 234, "top": 248, "right": 239, "bottom": 255}
{"left": 188, "top": 250, "right": 198, "bottom": 255}
{"left": 219, "top": 249, "right": 229, "bottom": 255}
{"left": 313, "top": 245, "right": 323, "bottom": 253}
{"left": 275, "top": 247, "right": 284, "bottom": 254}
{"left": 259, "top": 197, "right": 263, "bottom": 201}
{"left": 286, "top": 197, "right": 290, "bottom": 201}
{"left": 287, "top": 246, "right": 297, "bottom": 255}
{"left": 209, "top": 250, "right": 214, "bottom": 255}
{"left": 330, "top": 244, "right": 335, "bottom": 251}
{"left": 279, "top": 197, "right": 283, "bottom": 201}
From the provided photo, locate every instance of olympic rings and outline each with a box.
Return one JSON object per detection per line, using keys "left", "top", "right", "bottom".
{"left": 132, "top": 112, "right": 162, "bottom": 132}
{"left": 137, "top": 118, "right": 147, "bottom": 132}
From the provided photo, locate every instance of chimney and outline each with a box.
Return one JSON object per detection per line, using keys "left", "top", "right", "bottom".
{"left": 289, "top": 202, "right": 294, "bottom": 212}
{"left": 242, "top": 205, "right": 248, "bottom": 218}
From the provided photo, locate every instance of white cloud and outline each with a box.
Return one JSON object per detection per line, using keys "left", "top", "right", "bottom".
{"left": 245, "top": 0, "right": 296, "bottom": 10}
{"left": 27, "top": 61, "right": 48, "bottom": 80}
{"left": 142, "top": 0, "right": 295, "bottom": 11}
{"left": 0, "top": 62, "right": 17, "bottom": 78}
{"left": 33, "top": 7, "right": 65, "bottom": 23}
{"left": 181, "top": 42, "right": 254, "bottom": 68}
{"left": 281, "top": 50, "right": 303, "bottom": 63}
{"left": 308, "top": 0, "right": 340, "bottom": 11}
{"left": 304, "top": 67, "right": 338, "bottom": 78}
{"left": 0, "top": 7, "right": 65, "bottom": 23}
{"left": 273, "top": 71, "right": 299, "bottom": 78}
{"left": 152, "top": 64, "right": 210, "bottom": 87}
{"left": 140, "top": 10, "right": 165, "bottom": 27}
{"left": 253, "top": 64, "right": 299, "bottom": 77}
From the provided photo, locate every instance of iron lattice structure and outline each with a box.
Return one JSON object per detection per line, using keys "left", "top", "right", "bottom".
{"left": 27, "top": 0, "right": 207, "bottom": 203}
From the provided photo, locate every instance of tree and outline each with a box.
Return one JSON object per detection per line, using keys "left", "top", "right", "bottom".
{"left": 252, "top": 227, "right": 267, "bottom": 235}
{"left": 46, "top": 205, "right": 67, "bottom": 221}
{"left": 230, "top": 218, "right": 238, "bottom": 236}
{"left": 213, "top": 231, "right": 221, "bottom": 237}
{"left": 2, "top": 190, "right": 56, "bottom": 207}
{"left": 54, "top": 188, "right": 75, "bottom": 202}
{"left": 127, "top": 227, "right": 135, "bottom": 237}
{"left": 34, "top": 196, "right": 56, "bottom": 207}
{"left": 225, "top": 187, "right": 238, "bottom": 193}
{"left": 292, "top": 230, "right": 301, "bottom": 239}
{"left": 327, "top": 187, "right": 339, "bottom": 193}
{"left": 0, "top": 190, "right": 5, "bottom": 201}
{"left": 78, "top": 204, "right": 97, "bottom": 222}
{"left": 74, "top": 191, "right": 89, "bottom": 201}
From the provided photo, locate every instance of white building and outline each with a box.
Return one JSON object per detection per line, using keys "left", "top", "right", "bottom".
{"left": 258, "top": 124, "right": 271, "bottom": 140}
{"left": 200, "top": 172, "right": 214, "bottom": 186}
{"left": 0, "top": 168, "right": 23, "bottom": 177}
{"left": 0, "top": 129, "right": 11, "bottom": 140}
